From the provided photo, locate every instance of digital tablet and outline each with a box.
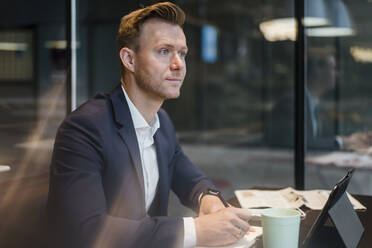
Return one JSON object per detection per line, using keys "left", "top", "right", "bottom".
{"left": 302, "top": 168, "right": 364, "bottom": 248}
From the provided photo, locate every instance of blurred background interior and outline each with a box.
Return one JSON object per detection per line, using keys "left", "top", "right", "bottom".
{"left": 1, "top": 0, "right": 372, "bottom": 247}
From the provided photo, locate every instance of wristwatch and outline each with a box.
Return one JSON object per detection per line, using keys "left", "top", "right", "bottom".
{"left": 198, "top": 188, "right": 229, "bottom": 207}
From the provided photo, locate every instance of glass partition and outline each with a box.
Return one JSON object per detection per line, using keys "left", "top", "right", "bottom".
{"left": 0, "top": 2, "right": 67, "bottom": 246}
{"left": 305, "top": 0, "right": 372, "bottom": 195}
{"left": 0, "top": 1, "right": 67, "bottom": 181}
{"left": 1, "top": 0, "right": 371, "bottom": 221}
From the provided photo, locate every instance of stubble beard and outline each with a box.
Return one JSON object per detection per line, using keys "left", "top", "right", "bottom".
{"left": 135, "top": 73, "right": 182, "bottom": 100}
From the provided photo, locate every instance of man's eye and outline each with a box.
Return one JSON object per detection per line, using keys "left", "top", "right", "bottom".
{"left": 178, "top": 51, "right": 187, "bottom": 58}
{"left": 159, "top": 49, "right": 169, "bottom": 55}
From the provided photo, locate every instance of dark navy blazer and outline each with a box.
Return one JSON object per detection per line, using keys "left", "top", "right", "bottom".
{"left": 47, "top": 84, "right": 214, "bottom": 248}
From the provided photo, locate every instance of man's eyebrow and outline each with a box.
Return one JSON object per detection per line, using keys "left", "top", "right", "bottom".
{"left": 157, "top": 43, "right": 188, "bottom": 51}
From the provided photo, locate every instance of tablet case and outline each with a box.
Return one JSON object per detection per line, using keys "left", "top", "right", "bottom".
{"left": 327, "top": 192, "right": 364, "bottom": 248}
{"left": 303, "top": 169, "right": 364, "bottom": 248}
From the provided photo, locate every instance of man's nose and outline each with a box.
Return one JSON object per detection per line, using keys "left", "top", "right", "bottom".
{"left": 170, "top": 54, "right": 184, "bottom": 70}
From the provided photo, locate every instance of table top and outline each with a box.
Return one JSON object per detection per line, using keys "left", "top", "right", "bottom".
{"left": 230, "top": 194, "right": 372, "bottom": 248}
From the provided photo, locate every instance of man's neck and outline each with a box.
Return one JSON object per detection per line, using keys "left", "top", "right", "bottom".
{"left": 121, "top": 79, "right": 163, "bottom": 124}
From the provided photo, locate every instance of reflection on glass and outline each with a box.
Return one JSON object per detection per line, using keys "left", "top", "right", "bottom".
{"left": 1, "top": 0, "right": 371, "bottom": 230}
{"left": 350, "top": 46, "right": 372, "bottom": 63}
{"left": 0, "top": 2, "right": 66, "bottom": 181}
{"left": 260, "top": 0, "right": 330, "bottom": 42}
{"left": 305, "top": 0, "right": 372, "bottom": 194}
{"left": 306, "top": 51, "right": 339, "bottom": 148}
{"left": 0, "top": 1, "right": 67, "bottom": 246}
{"left": 0, "top": 30, "right": 33, "bottom": 81}
{"left": 307, "top": 0, "right": 355, "bottom": 37}
{"left": 266, "top": 49, "right": 341, "bottom": 150}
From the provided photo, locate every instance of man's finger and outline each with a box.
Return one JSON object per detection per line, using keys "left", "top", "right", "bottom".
{"left": 231, "top": 218, "right": 250, "bottom": 233}
{"left": 231, "top": 208, "right": 252, "bottom": 221}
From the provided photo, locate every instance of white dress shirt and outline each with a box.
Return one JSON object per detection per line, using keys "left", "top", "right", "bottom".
{"left": 307, "top": 91, "right": 320, "bottom": 137}
{"left": 122, "top": 86, "right": 196, "bottom": 247}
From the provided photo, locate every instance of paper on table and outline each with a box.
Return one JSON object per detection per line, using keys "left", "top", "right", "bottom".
{"left": 297, "top": 189, "right": 366, "bottom": 210}
{"left": 235, "top": 187, "right": 366, "bottom": 210}
{"left": 0, "top": 165, "right": 10, "bottom": 172}
{"left": 235, "top": 187, "right": 304, "bottom": 209}
{"left": 196, "top": 226, "right": 262, "bottom": 248}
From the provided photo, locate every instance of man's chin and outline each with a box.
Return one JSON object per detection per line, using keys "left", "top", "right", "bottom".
{"left": 165, "top": 93, "right": 180, "bottom": 100}
{"left": 163, "top": 90, "right": 181, "bottom": 100}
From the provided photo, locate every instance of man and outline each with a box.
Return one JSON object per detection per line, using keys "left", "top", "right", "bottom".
{"left": 47, "top": 2, "right": 252, "bottom": 248}
{"left": 267, "top": 52, "right": 342, "bottom": 150}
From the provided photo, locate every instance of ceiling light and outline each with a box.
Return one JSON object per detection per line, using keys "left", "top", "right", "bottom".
{"left": 350, "top": 46, "right": 372, "bottom": 63}
{"left": 260, "top": 0, "right": 329, "bottom": 42}
{"left": 0, "top": 42, "right": 28, "bottom": 51}
{"left": 307, "top": 0, "right": 355, "bottom": 37}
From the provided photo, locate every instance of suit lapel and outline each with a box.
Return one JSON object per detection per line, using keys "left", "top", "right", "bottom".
{"left": 109, "top": 85, "right": 145, "bottom": 209}
{"left": 154, "top": 128, "right": 169, "bottom": 215}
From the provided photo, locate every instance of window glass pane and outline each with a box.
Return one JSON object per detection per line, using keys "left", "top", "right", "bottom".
{"left": 75, "top": 0, "right": 139, "bottom": 104}
{"left": 0, "top": 1, "right": 66, "bottom": 181}
{"left": 305, "top": 0, "right": 372, "bottom": 195}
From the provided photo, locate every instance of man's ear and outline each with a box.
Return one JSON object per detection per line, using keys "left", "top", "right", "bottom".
{"left": 119, "top": 47, "right": 135, "bottom": 73}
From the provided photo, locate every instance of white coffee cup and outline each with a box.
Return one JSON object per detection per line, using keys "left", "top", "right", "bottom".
{"left": 261, "top": 208, "right": 301, "bottom": 248}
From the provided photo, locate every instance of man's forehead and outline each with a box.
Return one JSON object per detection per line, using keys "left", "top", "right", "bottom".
{"left": 139, "top": 19, "right": 187, "bottom": 47}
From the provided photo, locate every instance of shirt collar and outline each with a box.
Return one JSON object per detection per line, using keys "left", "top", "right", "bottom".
{"left": 121, "top": 85, "right": 160, "bottom": 134}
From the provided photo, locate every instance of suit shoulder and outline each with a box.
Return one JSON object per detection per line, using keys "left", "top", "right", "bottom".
{"left": 60, "top": 93, "right": 112, "bottom": 130}
{"left": 74, "top": 93, "right": 109, "bottom": 116}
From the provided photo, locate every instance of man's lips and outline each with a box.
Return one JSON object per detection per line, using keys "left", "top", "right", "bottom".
{"left": 166, "top": 78, "right": 182, "bottom": 81}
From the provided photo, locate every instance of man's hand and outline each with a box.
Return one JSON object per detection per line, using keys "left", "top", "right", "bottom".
{"left": 194, "top": 207, "right": 252, "bottom": 247}
{"left": 341, "top": 131, "right": 372, "bottom": 154}
{"left": 199, "top": 195, "right": 226, "bottom": 216}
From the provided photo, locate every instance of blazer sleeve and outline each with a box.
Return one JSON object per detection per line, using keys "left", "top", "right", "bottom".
{"left": 47, "top": 112, "right": 184, "bottom": 248}
{"left": 171, "top": 142, "right": 216, "bottom": 212}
